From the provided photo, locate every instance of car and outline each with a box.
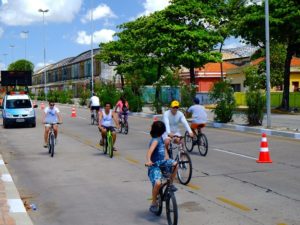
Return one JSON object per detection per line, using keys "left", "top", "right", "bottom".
{"left": 0, "top": 91, "right": 38, "bottom": 128}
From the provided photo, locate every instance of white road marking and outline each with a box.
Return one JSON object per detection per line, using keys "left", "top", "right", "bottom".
{"left": 7, "top": 199, "right": 26, "bottom": 213}
{"left": 0, "top": 159, "right": 4, "bottom": 165}
{"left": 1, "top": 174, "right": 13, "bottom": 182}
{"left": 212, "top": 148, "right": 257, "bottom": 160}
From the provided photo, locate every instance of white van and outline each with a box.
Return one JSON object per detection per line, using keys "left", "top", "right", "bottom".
{"left": 1, "top": 92, "right": 37, "bottom": 128}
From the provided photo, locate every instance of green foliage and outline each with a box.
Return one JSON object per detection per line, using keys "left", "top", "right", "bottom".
{"left": 37, "top": 89, "right": 45, "bottom": 101}
{"left": 96, "top": 82, "right": 121, "bottom": 107}
{"left": 8, "top": 59, "right": 34, "bottom": 72}
{"left": 123, "top": 86, "right": 143, "bottom": 112}
{"left": 209, "top": 80, "right": 236, "bottom": 123}
{"left": 78, "top": 86, "right": 90, "bottom": 106}
{"left": 180, "top": 84, "right": 196, "bottom": 112}
{"left": 246, "top": 90, "right": 266, "bottom": 126}
{"left": 243, "top": 65, "right": 265, "bottom": 90}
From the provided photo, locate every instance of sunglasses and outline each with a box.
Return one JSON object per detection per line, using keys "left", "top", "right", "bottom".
{"left": 50, "top": 104, "right": 55, "bottom": 106}
{"left": 172, "top": 107, "right": 179, "bottom": 109}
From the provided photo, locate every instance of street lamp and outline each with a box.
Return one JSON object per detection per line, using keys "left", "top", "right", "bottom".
{"left": 21, "top": 31, "right": 29, "bottom": 60}
{"left": 38, "top": 8, "right": 49, "bottom": 100}
{"left": 265, "top": 0, "right": 271, "bottom": 128}
{"left": 90, "top": 0, "right": 94, "bottom": 95}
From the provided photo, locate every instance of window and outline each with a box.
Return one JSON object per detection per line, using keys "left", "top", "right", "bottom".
{"left": 231, "top": 84, "right": 241, "bottom": 92}
{"left": 7, "top": 99, "right": 32, "bottom": 109}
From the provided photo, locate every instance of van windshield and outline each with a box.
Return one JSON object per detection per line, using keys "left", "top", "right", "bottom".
{"left": 6, "top": 99, "right": 32, "bottom": 109}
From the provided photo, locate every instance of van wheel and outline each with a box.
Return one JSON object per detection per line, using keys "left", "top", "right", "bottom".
{"left": 31, "top": 123, "right": 36, "bottom": 128}
{"left": 3, "top": 120, "right": 8, "bottom": 129}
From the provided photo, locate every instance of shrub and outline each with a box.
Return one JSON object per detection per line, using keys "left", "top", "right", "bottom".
{"left": 123, "top": 86, "right": 143, "bottom": 112}
{"left": 180, "top": 84, "right": 196, "bottom": 112}
{"left": 209, "top": 80, "right": 236, "bottom": 123}
{"left": 246, "top": 90, "right": 265, "bottom": 126}
{"left": 96, "top": 82, "right": 120, "bottom": 107}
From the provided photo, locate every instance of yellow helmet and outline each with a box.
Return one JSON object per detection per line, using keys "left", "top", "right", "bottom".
{"left": 170, "top": 100, "right": 180, "bottom": 108}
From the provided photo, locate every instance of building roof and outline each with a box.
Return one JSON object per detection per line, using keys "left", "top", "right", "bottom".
{"left": 250, "top": 56, "right": 300, "bottom": 67}
{"left": 196, "top": 62, "right": 238, "bottom": 72}
{"left": 68, "top": 48, "right": 101, "bottom": 64}
{"left": 222, "top": 45, "right": 259, "bottom": 60}
{"left": 51, "top": 57, "right": 74, "bottom": 69}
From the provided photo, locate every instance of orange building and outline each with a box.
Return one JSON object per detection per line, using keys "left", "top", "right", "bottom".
{"left": 180, "top": 62, "right": 238, "bottom": 92}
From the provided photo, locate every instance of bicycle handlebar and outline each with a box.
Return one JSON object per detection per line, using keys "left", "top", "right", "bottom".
{"left": 44, "top": 122, "right": 62, "bottom": 125}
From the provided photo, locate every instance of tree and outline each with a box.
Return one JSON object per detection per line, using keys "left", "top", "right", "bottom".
{"left": 8, "top": 59, "right": 34, "bottom": 72}
{"left": 234, "top": 0, "right": 300, "bottom": 110}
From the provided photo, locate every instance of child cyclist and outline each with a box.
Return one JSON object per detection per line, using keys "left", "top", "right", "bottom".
{"left": 145, "top": 121, "right": 178, "bottom": 214}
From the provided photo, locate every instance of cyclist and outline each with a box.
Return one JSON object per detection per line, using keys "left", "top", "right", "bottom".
{"left": 89, "top": 93, "right": 100, "bottom": 117}
{"left": 42, "top": 101, "right": 62, "bottom": 148}
{"left": 186, "top": 97, "right": 207, "bottom": 135}
{"left": 98, "top": 102, "right": 120, "bottom": 150}
{"left": 115, "top": 96, "right": 129, "bottom": 123}
{"left": 163, "top": 100, "right": 193, "bottom": 150}
{"left": 146, "top": 121, "right": 177, "bottom": 214}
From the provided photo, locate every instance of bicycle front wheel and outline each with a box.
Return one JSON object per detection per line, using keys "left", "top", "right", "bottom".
{"left": 177, "top": 152, "right": 192, "bottom": 185}
{"left": 107, "top": 133, "right": 113, "bottom": 158}
{"left": 102, "top": 138, "right": 107, "bottom": 154}
{"left": 50, "top": 133, "right": 55, "bottom": 157}
{"left": 124, "top": 121, "right": 129, "bottom": 135}
{"left": 116, "top": 121, "right": 122, "bottom": 133}
{"left": 184, "top": 131, "right": 194, "bottom": 152}
{"left": 197, "top": 133, "right": 208, "bottom": 156}
{"left": 166, "top": 193, "right": 178, "bottom": 225}
{"left": 155, "top": 187, "right": 164, "bottom": 216}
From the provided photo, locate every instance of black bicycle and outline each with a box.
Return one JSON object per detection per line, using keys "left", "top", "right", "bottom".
{"left": 184, "top": 124, "right": 208, "bottom": 156}
{"left": 45, "top": 122, "right": 61, "bottom": 157}
{"left": 116, "top": 112, "right": 129, "bottom": 134}
{"left": 91, "top": 109, "right": 98, "bottom": 125}
{"left": 147, "top": 164, "right": 178, "bottom": 225}
{"left": 169, "top": 136, "right": 192, "bottom": 185}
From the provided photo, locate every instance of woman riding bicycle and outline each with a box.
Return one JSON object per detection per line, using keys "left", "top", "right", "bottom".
{"left": 114, "top": 96, "right": 129, "bottom": 122}
{"left": 146, "top": 121, "right": 177, "bottom": 214}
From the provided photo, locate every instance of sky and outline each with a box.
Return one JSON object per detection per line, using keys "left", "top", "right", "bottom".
{"left": 0, "top": 0, "right": 243, "bottom": 71}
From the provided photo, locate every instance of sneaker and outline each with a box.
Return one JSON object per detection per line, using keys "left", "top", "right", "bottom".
{"left": 55, "top": 138, "right": 57, "bottom": 145}
{"left": 149, "top": 205, "right": 159, "bottom": 214}
{"left": 113, "top": 147, "right": 117, "bottom": 151}
{"left": 170, "top": 184, "right": 178, "bottom": 192}
{"left": 43, "top": 143, "right": 48, "bottom": 148}
{"left": 99, "top": 139, "right": 104, "bottom": 146}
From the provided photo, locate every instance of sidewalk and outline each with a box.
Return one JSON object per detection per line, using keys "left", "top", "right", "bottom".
{"left": 0, "top": 155, "right": 33, "bottom": 225}
{"left": 130, "top": 106, "right": 300, "bottom": 140}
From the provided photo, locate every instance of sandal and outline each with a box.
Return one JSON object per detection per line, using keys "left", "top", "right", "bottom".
{"left": 149, "top": 204, "right": 159, "bottom": 214}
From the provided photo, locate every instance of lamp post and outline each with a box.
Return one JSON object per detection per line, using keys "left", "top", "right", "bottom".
{"left": 38, "top": 8, "right": 49, "bottom": 100}
{"left": 90, "top": 0, "right": 94, "bottom": 95}
{"left": 21, "top": 31, "right": 29, "bottom": 60}
{"left": 265, "top": 0, "right": 271, "bottom": 128}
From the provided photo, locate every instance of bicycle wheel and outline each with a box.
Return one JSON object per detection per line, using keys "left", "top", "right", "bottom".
{"left": 116, "top": 120, "right": 122, "bottom": 133}
{"left": 124, "top": 121, "right": 129, "bottom": 135}
{"left": 184, "top": 131, "right": 194, "bottom": 152}
{"left": 48, "top": 134, "right": 52, "bottom": 154}
{"left": 166, "top": 192, "right": 178, "bottom": 225}
{"left": 107, "top": 132, "right": 113, "bottom": 158}
{"left": 177, "top": 151, "right": 192, "bottom": 185}
{"left": 155, "top": 186, "right": 164, "bottom": 216}
{"left": 102, "top": 138, "right": 107, "bottom": 154}
{"left": 197, "top": 133, "right": 208, "bottom": 156}
{"left": 91, "top": 114, "right": 94, "bottom": 125}
{"left": 50, "top": 133, "right": 55, "bottom": 157}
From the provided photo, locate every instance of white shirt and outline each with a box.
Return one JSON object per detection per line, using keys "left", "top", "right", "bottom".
{"left": 163, "top": 110, "right": 192, "bottom": 135}
{"left": 44, "top": 106, "right": 60, "bottom": 123}
{"left": 101, "top": 109, "right": 113, "bottom": 127}
{"left": 90, "top": 96, "right": 100, "bottom": 106}
{"left": 187, "top": 105, "right": 207, "bottom": 124}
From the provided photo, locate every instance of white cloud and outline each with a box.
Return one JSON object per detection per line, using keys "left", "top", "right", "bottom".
{"left": 81, "top": 4, "right": 116, "bottom": 23}
{"left": 139, "top": 0, "right": 170, "bottom": 17}
{"left": 0, "top": 27, "right": 3, "bottom": 38}
{"left": 76, "top": 29, "right": 115, "bottom": 45}
{"left": 0, "top": 0, "right": 82, "bottom": 26}
{"left": 35, "top": 60, "right": 54, "bottom": 70}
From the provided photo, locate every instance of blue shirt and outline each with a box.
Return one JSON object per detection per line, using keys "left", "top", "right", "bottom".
{"left": 149, "top": 137, "right": 165, "bottom": 162}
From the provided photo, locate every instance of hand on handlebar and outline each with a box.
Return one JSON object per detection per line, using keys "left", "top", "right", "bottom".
{"left": 145, "top": 161, "right": 154, "bottom": 167}
{"left": 189, "top": 132, "right": 194, "bottom": 138}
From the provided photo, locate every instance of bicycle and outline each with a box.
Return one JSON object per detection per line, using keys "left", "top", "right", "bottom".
{"left": 91, "top": 109, "right": 99, "bottom": 125}
{"left": 168, "top": 136, "right": 192, "bottom": 185}
{"left": 117, "top": 112, "right": 129, "bottom": 134}
{"left": 146, "top": 163, "right": 178, "bottom": 225}
{"left": 184, "top": 124, "right": 208, "bottom": 156}
{"left": 102, "top": 126, "right": 115, "bottom": 158}
{"left": 45, "top": 122, "right": 61, "bottom": 157}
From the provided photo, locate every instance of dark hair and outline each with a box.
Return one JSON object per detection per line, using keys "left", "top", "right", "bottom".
{"left": 120, "top": 96, "right": 126, "bottom": 104}
{"left": 104, "top": 102, "right": 111, "bottom": 107}
{"left": 193, "top": 97, "right": 200, "bottom": 104}
{"left": 150, "top": 121, "right": 166, "bottom": 138}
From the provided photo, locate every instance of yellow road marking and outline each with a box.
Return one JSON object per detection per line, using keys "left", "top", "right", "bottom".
{"left": 277, "top": 223, "right": 288, "bottom": 225}
{"left": 125, "top": 156, "right": 139, "bottom": 164}
{"left": 83, "top": 140, "right": 93, "bottom": 145}
{"left": 187, "top": 183, "right": 201, "bottom": 190}
{"left": 217, "top": 197, "right": 251, "bottom": 212}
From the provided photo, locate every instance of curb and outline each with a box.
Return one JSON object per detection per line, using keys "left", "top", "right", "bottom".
{"left": 129, "top": 112, "right": 300, "bottom": 140}
{"left": 0, "top": 155, "right": 34, "bottom": 225}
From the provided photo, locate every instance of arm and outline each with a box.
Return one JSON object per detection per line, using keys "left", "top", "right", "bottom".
{"left": 163, "top": 111, "right": 171, "bottom": 134}
{"left": 180, "top": 112, "right": 193, "bottom": 134}
{"left": 146, "top": 140, "right": 158, "bottom": 166}
{"left": 98, "top": 111, "right": 103, "bottom": 127}
{"left": 57, "top": 113, "right": 63, "bottom": 123}
{"left": 112, "top": 111, "right": 120, "bottom": 128}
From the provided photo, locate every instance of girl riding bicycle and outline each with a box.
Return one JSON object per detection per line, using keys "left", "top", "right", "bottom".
{"left": 146, "top": 121, "right": 177, "bottom": 214}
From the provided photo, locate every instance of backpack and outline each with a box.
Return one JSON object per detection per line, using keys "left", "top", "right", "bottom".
{"left": 122, "top": 105, "right": 128, "bottom": 112}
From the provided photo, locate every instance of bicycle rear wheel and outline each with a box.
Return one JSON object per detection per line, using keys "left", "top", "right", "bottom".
{"left": 184, "top": 131, "right": 194, "bottom": 152}
{"left": 177, "top": 151, "right": 192, "bottom": 185}
{"left": 197, "top": 133, "right": 208, "bottom": 156}
{"left": 107, "top": 132, "right": 113, "bottom": 158}
{"left": 50, "top": 133, "right": 55, "bottom": 157}
{"left": 166, "top": 193, "right": 178, "bottom": 225}
{"left": 116, "top": 120, "right": 122, "bottom": 133}
{"left": 91, "top": 114, "right": 94, "bottom": 125}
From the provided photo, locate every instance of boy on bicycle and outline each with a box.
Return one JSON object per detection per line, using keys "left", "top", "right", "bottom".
{"left": 98, "top": 102, "right": 120, "bottom": 150}
{"left": 186, "top": 97, "right": 207, "bottom": 134}
{"left": 42, "top": 101, "right": 62, "bottom": 148}
{"left": 146, "top": 121, "right": 177, "bottom": 214}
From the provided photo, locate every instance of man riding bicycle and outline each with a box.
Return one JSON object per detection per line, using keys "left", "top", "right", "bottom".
{"left": 89, "top": 93, "right": 100, "bottom": 117}
{"left": 186, "top": 97, "right": 207, "bottom": 135}
{"left": 98, "top": 102, "right": 120, "bottom": 151}
{"left": 163, "top": 100, "right": 193, "bottom": 150}
{"left": 42, "top": 101, "right": 62, "bottom": 148}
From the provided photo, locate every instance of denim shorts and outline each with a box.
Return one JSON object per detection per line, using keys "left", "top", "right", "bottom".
{"left": 148, "top": 159, "right": 176, "bottom": 187}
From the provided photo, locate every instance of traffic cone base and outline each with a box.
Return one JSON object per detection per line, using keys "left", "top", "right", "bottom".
{"left": 257, "top": 133, "right": 272, "bottom": 163}
{"left": 71, "top": 106, "right": 77, "bottom": 118}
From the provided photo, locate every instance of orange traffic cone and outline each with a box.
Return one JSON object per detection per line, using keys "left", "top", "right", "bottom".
{"left": 71, "top": 106, "right": 77, "bottom": 118}
{"left": 40, "top": 102, "right": 45, "bottom": 110}
{"left": 257, "top": 133, "right": 272, "bottom": 163}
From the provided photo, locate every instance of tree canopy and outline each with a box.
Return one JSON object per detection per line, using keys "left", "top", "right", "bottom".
{"left": 8, "top": 59, "right": 34, "bottom": 72}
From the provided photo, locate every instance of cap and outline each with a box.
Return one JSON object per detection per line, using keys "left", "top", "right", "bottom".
{"left": 170, "top": 100, "right": 180, "bottom": 108}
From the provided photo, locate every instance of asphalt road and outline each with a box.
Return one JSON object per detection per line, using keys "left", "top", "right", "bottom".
{"left": 0, "top": 105, "right": 300, "bottom": 225}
